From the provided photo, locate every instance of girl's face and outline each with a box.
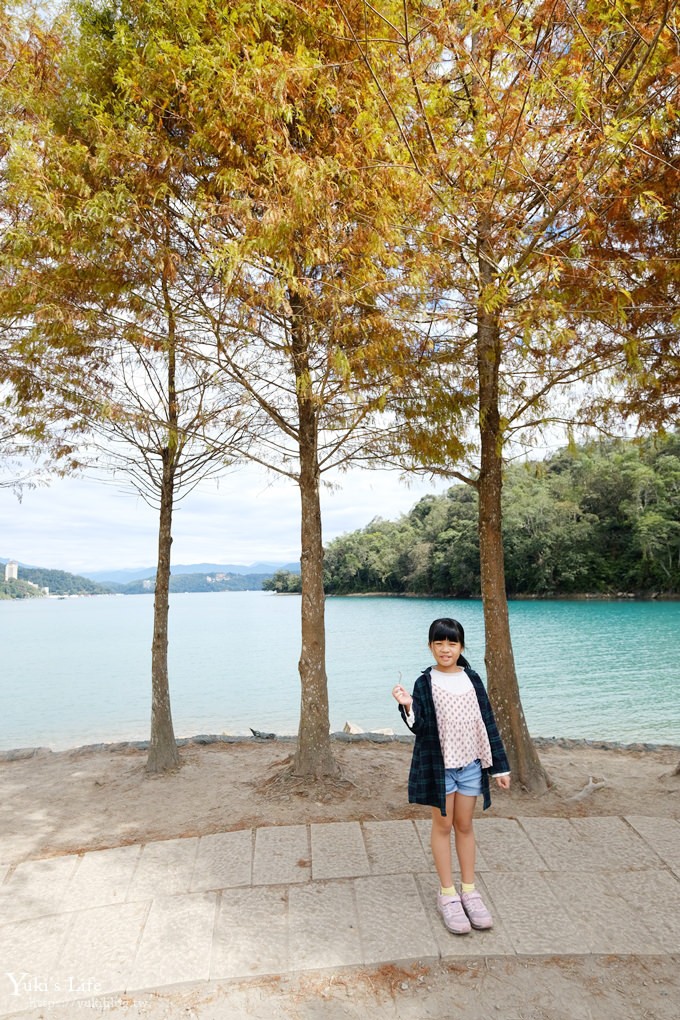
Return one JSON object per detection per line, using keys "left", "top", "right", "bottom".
{"left": 430, "top": 638, "right": 463, "bottom": 672}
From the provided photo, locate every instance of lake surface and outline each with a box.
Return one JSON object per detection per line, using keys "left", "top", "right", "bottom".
{"left": 1, "top": 592, "right": 678, "bottom": 751}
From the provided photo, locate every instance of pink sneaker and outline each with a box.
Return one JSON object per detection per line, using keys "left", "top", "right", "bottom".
{"left": 437, "top": 893, "right": 471, "bottom": 934}
{"left": 460, "top": 889, "right": 493, "bottom": 929}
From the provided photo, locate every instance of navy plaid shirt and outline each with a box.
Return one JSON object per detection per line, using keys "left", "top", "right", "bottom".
{"left": 398, "top": 659, "right": 510, "bottom": 815}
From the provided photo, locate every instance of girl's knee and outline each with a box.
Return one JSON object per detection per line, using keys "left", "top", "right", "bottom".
{"left": 453, "top": 817, "right": 474, "bottom": 836}
{"left": 432, "top": 812, "right": 453, "bottom": 835}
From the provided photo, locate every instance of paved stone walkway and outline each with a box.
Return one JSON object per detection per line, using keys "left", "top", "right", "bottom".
{"left": 1, "top": 815, "right": 679, "bottom": 1015}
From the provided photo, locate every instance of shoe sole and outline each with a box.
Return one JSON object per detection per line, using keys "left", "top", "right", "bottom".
{"left": 437, "top": 911, "right": 471, "bottom": 935}
{"left": 461, "top": 899, "right": 494, "bottom": 930}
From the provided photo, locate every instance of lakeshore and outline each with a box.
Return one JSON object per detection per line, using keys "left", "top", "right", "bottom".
{"left": 1, "top": 735, "right": 679, "bottom": 1020}
{"left": 2, "top": 734, "right": 678, "bottom": 864}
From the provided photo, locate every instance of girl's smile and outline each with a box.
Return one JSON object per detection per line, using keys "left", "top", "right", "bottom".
{"left": 430, "top": 639, "right": 463, "bottom": 672}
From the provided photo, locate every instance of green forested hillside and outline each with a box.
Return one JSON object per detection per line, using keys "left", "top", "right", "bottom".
{"left": 0, "top": 578, "right": 44, "bottom": 599}
{"left": 323, "top": 435, "right": 680, "bottom": 597}
{"left": 120, "top": 572, "right": 270, "bottom": 594}
{"left": 0, "top": 567, "right": 269, "bottom": 598}
{"left": 18, "top": 568, "right": 115, "bottom": 596}
{"left": 263, "top": 569, "right": 302, "bottom": 593}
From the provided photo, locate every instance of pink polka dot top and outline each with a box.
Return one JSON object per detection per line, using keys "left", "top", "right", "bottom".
{"left": 430, "top": 669, "right": 493, "bottom": 769}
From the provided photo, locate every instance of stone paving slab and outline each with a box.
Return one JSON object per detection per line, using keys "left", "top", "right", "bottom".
{"left": 288, "top": 880, "right": 363, "bottom": 969}
{"left": 126, "top": 837, "right": 199, "bottom": 901}
{"left": 253, "top": 824, "right": 310, "bottom": 886}
{"left": 211, "top": 886, "right": 289, "bottom": 979}
{"left": 570, "top": 816, "right": 662, "bottom": 870}
{"left": 519, "top": 817, "right": 601, "bottom": 871}
{"left": 55, "top": 901, "right": 150, "bottom": 1000}
{"left": 626, "top": 815, "right": 680, "bottom": 875}
{"left": 625, "top": 869, "right": 680, "bottom": 944}
{"left": 129, "top": 892, "right": 217, "bottom": 990}
{"left": 0, "top": 913, "right": 72, "bottom": 1015}
{"left": 362, "top": 820, "right": 430, "bottom": 875}
{"left": 0, "top": 815, "right": 679, "bottom": 1016}
{"left": 354, "top": 873, "right": 437, "bottom": 963}
{"left": 310, "top": 822, "right": 370, "bottom": 880}
{"left": 474, "top": 817, "right": 548, "bottom": 871}
{"left": 480, "top": 872, "right": 584, "bottom": 954}
{"left": 0, "top": 855, "right": 79, "bottom": 923}
{"left": 191, "top": 830, "right": 252, "bottom": 892}
{"left": 519, "top": 816, "right": 663, "bottom": 872}
{"left": 61, "top": 844, "right": 141, "bottom": 912}
{"left": 546, "top": 870, "right": 666, "bottom": 954}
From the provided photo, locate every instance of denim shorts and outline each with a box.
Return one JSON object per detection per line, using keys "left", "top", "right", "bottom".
{"left": 444, "top": 759, "right": 483, "bottom": 797}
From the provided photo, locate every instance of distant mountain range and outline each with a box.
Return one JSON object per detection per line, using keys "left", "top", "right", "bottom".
{"left": 0, "top": 557, "right": 300, "bottom": 598}
{"left": 82, "top": 561, "right": 300, "bottom": 583}
{"left": 2, "top": 557, "right": 299, "bottom": 582}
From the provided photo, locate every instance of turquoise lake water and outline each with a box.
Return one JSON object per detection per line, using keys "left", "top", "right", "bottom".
{"left": 1, "top": 591, "right": 678, "bottom": 751}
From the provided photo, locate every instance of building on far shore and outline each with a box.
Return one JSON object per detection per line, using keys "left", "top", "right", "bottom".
{"left": 4, "top": 560, "right": 18, "bottom": 582}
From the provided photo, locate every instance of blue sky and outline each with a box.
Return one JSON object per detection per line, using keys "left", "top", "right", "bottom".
{"left": 0, "top": 463, "right": 451, "bottom": 574}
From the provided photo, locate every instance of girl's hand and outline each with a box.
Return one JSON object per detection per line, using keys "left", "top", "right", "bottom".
{"left": 494, "top": 774, "right": 511, "bottom": 790}
{"left": 392, "top": 684, "right": 413, "bottom": 711}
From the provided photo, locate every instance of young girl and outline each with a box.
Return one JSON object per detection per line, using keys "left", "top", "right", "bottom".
{"left": 392, "top": 617, "right": 510, "bottom": 935}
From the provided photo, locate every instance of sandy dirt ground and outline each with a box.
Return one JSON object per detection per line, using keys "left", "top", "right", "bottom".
{"left": 1, "top": 736, "right": 679, "bottom": 1019}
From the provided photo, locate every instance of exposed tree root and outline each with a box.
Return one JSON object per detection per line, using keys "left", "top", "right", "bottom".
{"left": 256, "top": 757, "right": 357, "bottom": 800}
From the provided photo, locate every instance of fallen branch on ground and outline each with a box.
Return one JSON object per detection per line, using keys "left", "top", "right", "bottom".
{"left": 568, "top": 775, "right": 607, "bottom": 801}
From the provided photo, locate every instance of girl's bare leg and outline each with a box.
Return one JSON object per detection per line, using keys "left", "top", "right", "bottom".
{"left": 430, "top": 793, "right": 455, "bottom": 888}
{"left": 452, "top": 793, "right": 477, "bottom": 886}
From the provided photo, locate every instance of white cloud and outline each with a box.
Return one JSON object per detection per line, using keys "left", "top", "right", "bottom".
{"left": 0, "top": 463, "right": 450, "bottom": 573}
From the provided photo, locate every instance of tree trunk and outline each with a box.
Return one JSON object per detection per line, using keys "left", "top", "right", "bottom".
{"left": 476, "top": 241, "right": 549, "bottom": 793}
{"left": 290, "top": 298, "right": 338, "bottom": 778}
{"left": 146, "top": 455, "right": 180, "bottom": 773}
{"left": 146, "top": 269, "right": 180, "bottom": 774}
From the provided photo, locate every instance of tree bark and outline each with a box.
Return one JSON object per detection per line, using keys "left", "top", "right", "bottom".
{"left": 146, "top": 451, "right": 180, "bottom": 773}
{"left": 146, "top": 266, "right": 180, "bottom": 774}
{"left": 476, "top": 238, "right": 549, "bottom": 793}
{"left": 290, "top": 298, "right": 339, "bottom": 778}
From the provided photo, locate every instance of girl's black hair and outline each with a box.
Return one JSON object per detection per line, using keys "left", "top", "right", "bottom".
{"left": 428, "top": 617, "right": 465, "bottom": 648}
